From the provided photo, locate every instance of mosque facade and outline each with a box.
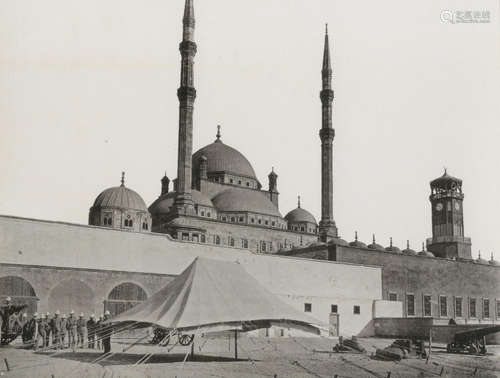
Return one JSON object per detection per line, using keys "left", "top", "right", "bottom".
{"left": 1, "top": 0, "right": 499, "bottom": 338}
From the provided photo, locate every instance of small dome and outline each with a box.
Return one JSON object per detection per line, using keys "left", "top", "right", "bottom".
{"left": 212, "top": 189, "right": 282, "bottom": 217}
{"left": 368, "top": 235, "right": 385, "bottom": 251}
{"left": 475, "top": 252, "right": 488, "bottom": 265}
{"left": 418, "top": 244, "right": 434, "bottom": 257}
{"left": 402, "top": 241, "right": 417, "bottom": 256}
{"left": 285, "top": 208, "right": 317, "bottom": 225}
{"left": 385, "top": 238, "right": 402, "bottom": 253}
{"left": 349, "top": 232, "right": 367, "bottom": 248}
{"left": 431, "top": 169, "right": 462, "bottom": 187}
{"left": 489, "top": 253, "right": 499, "bottom": 266}
{"left": 149, "top": 190, "right": 213, "bottom": 215}
{"left": 328, "top": 237, "right": 349, "bottom": 246}
{"left": 92, "top": 174, "right": 147, "bottom": 212}
{"left": 192, "top": 130, "right": 257, "bottom": 180}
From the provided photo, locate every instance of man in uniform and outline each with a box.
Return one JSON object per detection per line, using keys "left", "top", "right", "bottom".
{"left": 60, "top": 314, "right": 67, "bottom": 348}
{"left": 66, "top": 310, "right": 77, "bottom": 350}
{"left": 76, "top": 313, "right": 86, "bottom": 348}
{"left": 36, "top": 314, "right": 46, "bottom": 351}
{"left": 50, "top": 310, "right": 62, "bottom": 349}
{"left": 87, "top": 314, "right": 96, "bottom": 349}
{"left": 44, "top": 312, "right": 51, "bottom": 347}
{"left": 96, "top": 315, "right": 103, "bottom": 350}
{"left": 102, "top": 310, "right": 112, "bottom": 354}
{"left": 29, "top": 312, "right": 38, "bottom": 349}
{"left": 21, "top": 313, "right": 29, "bottom": 343}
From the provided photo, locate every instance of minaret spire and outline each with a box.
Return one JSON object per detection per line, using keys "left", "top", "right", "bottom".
{"left": 174, "top": 0, "right": 197, "bottom": 215}
{"left": 318, "top": 24, "right": 338, "bottom": 241}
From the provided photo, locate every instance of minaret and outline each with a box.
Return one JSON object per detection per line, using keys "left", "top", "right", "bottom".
{"left": 268, "top": 167, "right": 279, "bottom": 208}
{"left": 318, "top": 24, "right": 338, "bottom": 241}
{"left": 173, "top": 0, "right": 197, "bottom": 215}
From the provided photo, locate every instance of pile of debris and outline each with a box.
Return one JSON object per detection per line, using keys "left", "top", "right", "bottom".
{"left": 375, "top": 339, "right": 427, "bottom": 361}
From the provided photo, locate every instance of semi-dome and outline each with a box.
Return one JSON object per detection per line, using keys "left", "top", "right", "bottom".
{"left": 212, "top": 189, "right": 282, "bottom": 217}
{"left": 285, "top": 207, "right": 317, "bottom": 225}
{"left": 92, "top": 178, "right": 147, "bottom": 212}
{"left": 192, "top": 132, "right": 257, "bottom": 180}
{"left": 149, "top": 190, "right": 213, "bottom": 215}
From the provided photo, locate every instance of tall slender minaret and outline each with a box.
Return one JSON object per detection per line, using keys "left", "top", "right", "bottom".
{"left": 174, "top": 0, "right": 197, "bottom": 214}
{"left": 318, "top": 24, "right": 338, "bottom": 241}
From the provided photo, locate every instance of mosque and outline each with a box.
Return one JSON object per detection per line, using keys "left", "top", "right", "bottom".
{"left": 0, "top": 0, "right": 499, "bottom": 338}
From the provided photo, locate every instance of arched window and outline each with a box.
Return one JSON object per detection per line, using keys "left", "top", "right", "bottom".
{"left": 0, "top": 276, "right": 38, "bottom": 314}
{"left": 104, "top": 282, "right": 147, "bottom": 316}
{"left": 229, "top": 237, "right": 235, "bottom": 247}
{"left": 242, "top": 239, "right": 248, "bottom": 249}
{"left": 142, "top": 222, "right": 148, "bottom": 230}
{"left": 215, "top": 235, "right": 221, "bottom": 245}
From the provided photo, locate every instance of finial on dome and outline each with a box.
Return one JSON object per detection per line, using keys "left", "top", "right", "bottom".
{"left": 298, "top": 195, "right": 301, "bottom": 208}
{"left": 216, "top": 125, "right": 221, "bottom": 141}
{"left": 407, "top": 240, "right": 410, "bottom": 249}
{"left": 478, "top": 250, "right": 481, "bottom": 259}
{"left": 389, "top": 237, "right": 393, "bottom": 247}
{"left": 444, "top": 167, "right": 448, "bottom": 176}
{"left": 121, "top": 172, "right": 125, "bottom": 186}
{"left": 491, "top": 252, "right": 494, "bottom": 261}
{"left": 325, "top": 23, "right": 328, "bottom": 35}
{"left": 355, "top": 231, "right": 358, "bottom": 242}
{"left": 422, "top": 242, "right": 425, "bottom": 251}
{"left": 372, "top": 234, "right": 376, "bottom": 244}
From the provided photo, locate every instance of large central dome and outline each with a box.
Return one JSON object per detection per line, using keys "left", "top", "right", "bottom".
{"left": 193, "top": 137, "right": 257, "bottom": 180}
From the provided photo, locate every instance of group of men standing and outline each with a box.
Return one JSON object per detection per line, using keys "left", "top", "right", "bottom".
{"left": 1, "top": 297, "right": 113, "bottom": 353}
{"left": 23, "top": 308, "right": 113, "bottom": 353}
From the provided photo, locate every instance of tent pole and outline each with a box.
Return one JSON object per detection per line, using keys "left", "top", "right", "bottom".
{"left": 190, "top": 335, "right": 195, "bottom": 361}
{"left": 234, "top": 330, "right": 238, "bottom": 360}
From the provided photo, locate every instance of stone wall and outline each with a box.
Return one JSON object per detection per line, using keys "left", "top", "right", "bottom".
{"left": 283, "top": 243, "right": 500, "bottom": 325}
{"left": 0, "top": 215, "right": 382, "bottom": 337}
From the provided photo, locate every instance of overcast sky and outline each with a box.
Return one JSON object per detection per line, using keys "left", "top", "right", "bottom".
{"left": 1, "top": 0, "right": 499, "bottom": 259}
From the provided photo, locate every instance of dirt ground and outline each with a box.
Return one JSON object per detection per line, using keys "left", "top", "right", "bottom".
{"left": 1, "top": 335, "right": 499, "bottom": 378}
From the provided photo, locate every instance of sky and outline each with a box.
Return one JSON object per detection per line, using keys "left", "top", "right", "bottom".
{"left": 0, "top": 0, "right": 499, "bottom": 260}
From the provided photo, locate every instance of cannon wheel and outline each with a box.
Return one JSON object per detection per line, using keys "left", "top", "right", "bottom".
{"left": 178, "top": 334, "right": 194, "bottom": 346}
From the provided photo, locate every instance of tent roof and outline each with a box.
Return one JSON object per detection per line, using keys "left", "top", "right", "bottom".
{"left": 109, "top": 257, "right": 324, "bottom": 335}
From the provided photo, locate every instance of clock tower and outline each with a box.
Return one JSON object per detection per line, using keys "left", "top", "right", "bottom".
{"left": 426, "top": 170, "right": 472, "bottom": 260}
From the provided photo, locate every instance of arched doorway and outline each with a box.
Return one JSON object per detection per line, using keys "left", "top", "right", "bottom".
{"left": 104, "top": 282, "right": 147, "bottom": 316}
{"left": 48, "top": 279, "right": 95, "bottom": 316}
{"left": 0, "top": 276, "right": 38, "bottom": 314}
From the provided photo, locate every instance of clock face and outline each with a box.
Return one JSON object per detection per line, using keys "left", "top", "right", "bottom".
{"left": 455, "top": 202, "right": 460, "bottom": 211}
{"left": 435, "top": 203, "right": 443, "bottom": 211}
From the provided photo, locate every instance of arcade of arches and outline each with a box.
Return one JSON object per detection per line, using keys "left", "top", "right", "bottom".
{"left": 0, "top": 276, "right": 38, "bottom": 314}
{"left": 105, "top": 282, "right": 148, "bottom": 316}
{"left": 0, "top": 267, "right": 173, "bottom": 317}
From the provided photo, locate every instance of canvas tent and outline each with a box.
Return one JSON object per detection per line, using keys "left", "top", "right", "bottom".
{"left": 109, "top": 257, "right": 324, "bottom": 335}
